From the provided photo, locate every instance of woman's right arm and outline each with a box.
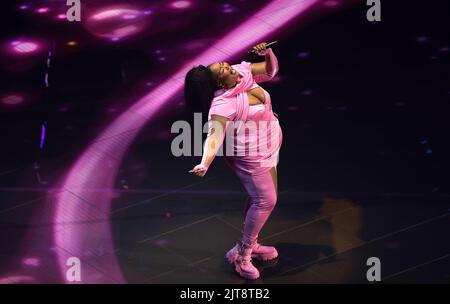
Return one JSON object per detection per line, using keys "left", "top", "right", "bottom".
{"left": 189, "top": 114, "right": 228, "bottom": 177}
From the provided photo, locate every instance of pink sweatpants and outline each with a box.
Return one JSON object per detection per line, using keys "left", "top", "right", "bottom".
{"left": 235, "top": 167, "right": 278, "bottom": 246}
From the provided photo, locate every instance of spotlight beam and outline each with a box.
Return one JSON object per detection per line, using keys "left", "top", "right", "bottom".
{"left": 54, "top": 0, "right": 320, "bottom": 283}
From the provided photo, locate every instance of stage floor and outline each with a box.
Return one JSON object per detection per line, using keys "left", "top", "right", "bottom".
{"left": 1, "top": 172, "right": 449, "bottom": 283}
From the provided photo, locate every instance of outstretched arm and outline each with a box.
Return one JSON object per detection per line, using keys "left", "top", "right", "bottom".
{"left": 189, "top": 114, "right": 228, "bottom": 177}
{"left": 251, "top": 47, "right": 279, "bottom": 83}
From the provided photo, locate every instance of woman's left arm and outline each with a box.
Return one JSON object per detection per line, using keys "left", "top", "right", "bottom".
{"left": 251, "top": 47, "right": 279, "bottom": 83}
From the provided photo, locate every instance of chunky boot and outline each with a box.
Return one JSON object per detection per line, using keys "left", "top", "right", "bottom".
{"left": 231, "top": 241, "right": 260, "bottom": 280}
{"left": 226, "top": 242, "right": 278, "bottom": 263}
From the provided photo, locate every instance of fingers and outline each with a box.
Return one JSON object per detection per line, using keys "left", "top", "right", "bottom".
{"left": 252, "top": 42, "right": 267, "bottom": 55}
{"left": 191, "top": 170, "right": 205, "bottom": 177}
{"left": 189, "top": 167, "right": 206, "bottom": 177}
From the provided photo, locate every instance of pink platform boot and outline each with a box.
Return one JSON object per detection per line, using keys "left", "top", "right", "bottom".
{"left": 226, "top": 241, "right": 278, "bottom": 264}
{"left": 231, "top": 241, "right": 260, "bottom": 280}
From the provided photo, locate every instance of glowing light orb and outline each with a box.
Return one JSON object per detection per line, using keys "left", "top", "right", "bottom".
{"left": 324, "top": 0, "right": 339, "bottom": 7}
{"left": 15, "top": 42, "right": 38, "bottom": 53}
{"left": 122, "top": 14, "right": 137, "bottom": 20}
{"left": 57, "top": 13, "right": 67, "bottom": 20}
{"left": 297, "top": 51, "right": 310, "bottom": 58}
{"left": 23, "top": 257, "right": 41, "bottom": 267}
{"left": 170, "top": 1, "right": 192, "bottom": 9}
{"left": 36, "top": 7, "right": 49, "bottom": 14}
{"left": 85, "top": 7, "right": 150, "bottom": 40}
{"left": 8, "top": 40, "right": 40, "bottom": 54}
{"left": 416, "top": 36, "right": 428, "bottom": 43}
{"left": 2, "top": 94, "right": 24, "bottom": 105}
{"left": 222, "top": 4, "right": 235, "bottom": 13}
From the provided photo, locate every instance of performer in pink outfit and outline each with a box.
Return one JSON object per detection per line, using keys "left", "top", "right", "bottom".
{"left": 184, "top": 42, "right": 282, "bottom": 280}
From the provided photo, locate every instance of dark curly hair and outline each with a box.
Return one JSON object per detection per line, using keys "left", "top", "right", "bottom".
{"left": 184, "top": 65, "right": 219, "bottom": 115}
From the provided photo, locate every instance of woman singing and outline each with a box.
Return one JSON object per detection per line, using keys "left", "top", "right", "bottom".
{"left": 184, "top": 42, "right": 282, "bottom": 280}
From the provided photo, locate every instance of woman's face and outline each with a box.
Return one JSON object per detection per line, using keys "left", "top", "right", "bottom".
{"left": 208, "top": 61, "right": 239, "bottom": 89}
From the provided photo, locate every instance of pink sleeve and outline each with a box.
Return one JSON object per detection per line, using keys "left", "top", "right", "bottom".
{"left": 208, "top": 98, "right": 237, "bottom": 121}
{"left": 253, "top": 48, "right": 279, "bottom": 83}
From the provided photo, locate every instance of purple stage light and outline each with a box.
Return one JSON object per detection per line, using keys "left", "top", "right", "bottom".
{"left": 23, "top": 257, "right": 40, "bottom": 267}
{"left": 13, "top": 41, "right": 38, "bottom": 53}
{"left": 2, "top": 94, "right": 24, "bottom": 105}
{"left": 170, "top": 1, "right": 192, "bottom": 9}
{"left": 36, "top": 7, "right": 49, "bottom": 14}
{"left": 54, "top": 0, "right": 325, "bottom": 283}
{"left": 416, "top": 36, "right": 428, "bottom": 43}
{"left": 40, "top": 121, "right": 46, "bottom": 150}
{"left": 122, "top": 14, "right": 137, "bottom": 20}
{"left": 85, "top": 7, "right": 150, "bottom": 40}
{"left": 91, "top": 9, "right": 122, "bottom": 20}
{"left": 5, "top": 38, "right": 45, "bottom": 58}
{"left": 114, "top": 25, "right": 138, "bottom": 36}
{"left": 297, "top": 51, "right": 310, "bottom": 58}
{"left": 324, "top": 0, "right": 339, "bottom": 7}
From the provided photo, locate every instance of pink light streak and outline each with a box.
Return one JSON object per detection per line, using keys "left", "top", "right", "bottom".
{"left": 2, "top": 94, "right": 24, "bottom": 105}
{"left": 13, "top": 42, "right": 38, "bottom": 53}
{"left": 113, "top": 25, "right": 138, "bottom": 37}
{"left": 170, "top": 1, "right": 192, "bottom": 9}
{"left": 23, "top": 257, "right": 41, "bottom": 267}
{"left": 53, "top": 0, "right": 323, "bottom": 283}
{"left": 85, "top": 7, "right": 148, "bottom": 40}
{"left": 36, "top": 7, "right": 49, "bottom": 14}
{"left": 91, "top": 9, "right": 122, "bottom": 21}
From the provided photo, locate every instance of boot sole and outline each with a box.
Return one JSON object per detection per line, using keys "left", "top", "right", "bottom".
{"left": 255, "top": 251, "right": 278, "bottom": 261}
{"left": 226, "top": 251, "right": 278, "bottom": 263}
{"left": 234, "top": 265, "right": 260, "bottom": 280}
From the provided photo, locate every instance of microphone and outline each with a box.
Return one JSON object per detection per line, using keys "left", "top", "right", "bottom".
{"left": 248, "top": 41, "right": 278, "bottom": 54}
